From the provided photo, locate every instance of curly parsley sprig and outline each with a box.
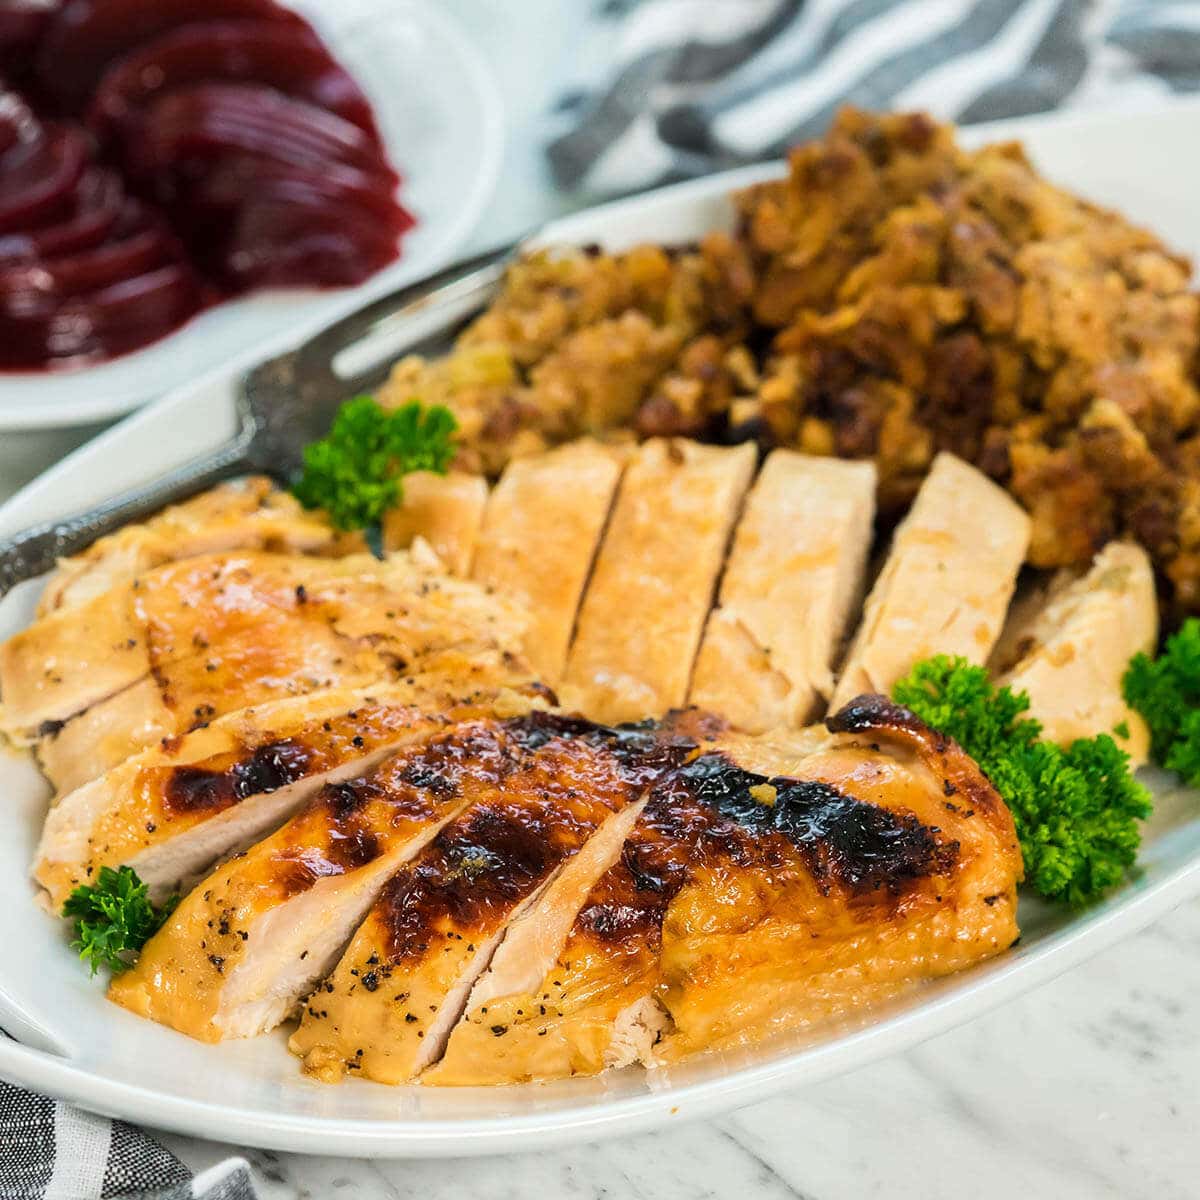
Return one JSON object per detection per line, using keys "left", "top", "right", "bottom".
{"left": 893, "top": 656, "right": 1151, "bottom": 906}
{"left": 61, "top": 865, "right": 176, "bottom": 975}
{"left": 292, "top": 395, "right": 458, "bottom": 532}
{"left": 1123, "top": 617, "right": 1200, "bottom": 785}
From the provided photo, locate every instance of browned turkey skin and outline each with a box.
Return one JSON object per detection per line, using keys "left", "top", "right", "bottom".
{"left": 284, "top": 697, "right": 1019, "bottom": 1085}
{"left": 288, "top": 711, "right": 704, "bottom": 1083}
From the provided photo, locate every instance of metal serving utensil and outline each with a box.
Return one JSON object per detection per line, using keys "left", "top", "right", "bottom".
{"left": 0, "top": 241, "right": 518, "bottom": 599}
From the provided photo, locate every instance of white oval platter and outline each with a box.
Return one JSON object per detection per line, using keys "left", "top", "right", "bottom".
{"left": 0, "top": 99, "right": 1198, "bottom": 1158}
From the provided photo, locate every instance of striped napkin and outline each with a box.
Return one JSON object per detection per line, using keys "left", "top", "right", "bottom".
{"left": 4, "top": 0, "right": 1199, "bottom": 1195}
{"left": 547, "top": 0, "right": 1200, "bottom": 195}
{"left": 0, "top": 1078, "right": 253, "bottom": 1200}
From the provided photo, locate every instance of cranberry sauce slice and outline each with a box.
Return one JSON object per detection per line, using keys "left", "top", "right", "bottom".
{"left": 0, "top": 217, "right": 174, "bottom": 303}
{"left": 0, "top": 167, "right": 123, "bottom": 260}
{"left": 35, "top": 0, "right": 305, "bottom": 115}
{"left": 134, "top": 83, "right": 394, "bottom": 183}
{"left": 218, "top": 188, "right": 405, "bottom": 290}
{"left": 89, "top": 20, "right": 382, "bottom": 147}
{"left": 0, "top": 260, "right": 201, "bottom": 367}
{"left": 0, "top": 124, "right": 88, "bottom": 233}
{"left": 0, "top": 89, "right": 40, "bottom": 156}
{"left": 4, "top": 0, "right": 410, "bottom": 371}
{"left": 194, "top": 155, "right": 409, "bottom": 227}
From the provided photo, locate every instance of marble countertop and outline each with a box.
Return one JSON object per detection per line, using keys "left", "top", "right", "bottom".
{"left": 1, "top": 2, "right": 1196, "bottom": 1195}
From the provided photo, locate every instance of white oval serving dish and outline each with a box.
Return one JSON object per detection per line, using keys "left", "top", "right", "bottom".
{"left": 0, "top": 98, "right": 1198, "bottom": 1158}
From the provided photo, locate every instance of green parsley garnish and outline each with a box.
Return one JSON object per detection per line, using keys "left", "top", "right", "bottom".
{"left": 61, "top": 865, "right": 176, "bottom": 975}
{"left": 1123, "top": 617, "right": 1200, "bottom": 785}
{"left": 894, "top": 656, "right": 1151, "bottom": 906}
{"left": 292, "top": 395, "right": 458, "bottom": 532}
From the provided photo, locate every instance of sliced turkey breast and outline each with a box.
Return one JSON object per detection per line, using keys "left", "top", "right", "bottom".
{"left": 690, "top": 452, "right": 876, "bottom": 731}
{"left": 381, "top": 472, "right": 489, "bottom": 576}
{"left": 35, "top": 477, "right": 336, "bottom": 617}
{"left": 471, "top": 441, "right": 625, "bottom": 683}
{"left": 655, "top": 697, "right": 1021, "bottom": 1063}
{"left": 426, "top": 792, "right": 654, "bottom": 1077}
{"left": 994, "top": 541, "right": 1157, "bottom": 764}
{"left": 288, "top": 713, "right": 697, "bottom": 1085}
{"left": 35, "top": 665, "right": 540, "bottom": 907}
{"left": 427, "top": 696, "right": 1021, "bottom": 1085}
{"left": 2, "top": 581, "right": 147, "bottom": 740}
{"left": 562, "top": 439, "right": 756, "bottom": 724}
{"left": 987, "top": 574, "right": 1056, "bottom": 673}
{"left": 8, "top": 551, "right": 528, "bottom": 791}
{"left": 30, "top": 618, "right": 388, "bottom": 794}
{"left": 3, "top": 550, "right": 526, "bottom": 739}
{"left": 830, "top": 453, "right": 1030, "bottom": 711}
{"left": 108, "top": 711, "right": 555, "bottom": 1042}
{"left": 36, "top": 676, "right": 175, "bottom": 798}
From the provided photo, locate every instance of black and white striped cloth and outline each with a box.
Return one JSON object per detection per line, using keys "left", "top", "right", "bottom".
{"left": 5, "top": 2, "right": 1200, "bottom": 1196}
{"left": 0, "top": 1077, "right": 254, "bottom": 1200}
{"left": 547, "top": 0, "right": 1200, "bottom": 194}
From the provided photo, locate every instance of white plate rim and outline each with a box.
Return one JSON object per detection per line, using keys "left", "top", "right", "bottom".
{"left": 0, "top": 0, "right": 506, "bottom": 432}
{"left": 2, "top": 98, "right": 1200, "bottom": 1158}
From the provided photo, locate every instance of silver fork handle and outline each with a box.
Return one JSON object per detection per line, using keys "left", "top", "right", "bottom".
{"left": 282, "top": 240, "right": 519, "bottom": 399}
{"left": 0, "top": 433, "right": 254, "bottom": 599}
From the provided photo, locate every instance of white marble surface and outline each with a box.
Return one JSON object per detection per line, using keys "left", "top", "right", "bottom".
{"left": 0, "top": 1, "right": 1197, "bottom": 1195}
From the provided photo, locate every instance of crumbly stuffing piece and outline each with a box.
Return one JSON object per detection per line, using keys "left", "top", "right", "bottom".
{"left": 734, "top": 106, "right": 1199, "bottom": 576}
{"left": 379, "top": 238, "right": 756, "bottom": 475}
{"left": 378, "top": 107, "right": 1200, "bottom": 616}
